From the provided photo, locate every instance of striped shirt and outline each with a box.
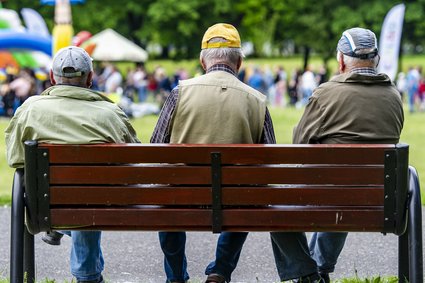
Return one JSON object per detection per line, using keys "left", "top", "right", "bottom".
{"left": 150, "top": 64, "right": 276, "bottom": 144}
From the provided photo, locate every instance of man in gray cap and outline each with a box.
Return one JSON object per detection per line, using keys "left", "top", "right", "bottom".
{"left": 5, "top": 46, "right": 139, "bottom": 283}
{"left": 293, "top": 27, "right": 404, "bottom": 282}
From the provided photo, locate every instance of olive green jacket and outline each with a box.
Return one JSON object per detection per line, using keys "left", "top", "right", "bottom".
{"left": 5, "top": 85, "right": 139, "bottom": 168}
{"left": 293, "top": 72, "right": 404, "bottom": 144}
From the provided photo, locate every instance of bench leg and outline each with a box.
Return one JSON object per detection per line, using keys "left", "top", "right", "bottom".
{"left": 10, "top": 170, "right": 25, "bottom": 283}
{"left": 398, "top": 233, "right": 409, "bottom": 283}
{"left": 24, "top": 228, "right": 35, "bottom": 283}
{"left": 407, "top": 166, "right": 423, "bottom": 283}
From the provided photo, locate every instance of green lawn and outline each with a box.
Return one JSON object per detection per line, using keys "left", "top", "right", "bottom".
{"left": 0, "top": 276, "right": 400, "bottom": 283}
{"left": 1, "top": 105, "right": 424, "bottom": 204}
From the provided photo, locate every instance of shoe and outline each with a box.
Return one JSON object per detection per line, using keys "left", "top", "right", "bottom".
{"left": 292, "top": 272, "right": 323, "bottom": 283}
{"left": 77, "top": 275, "right": 104, "bottom": 283}
{"left": 320, "top": 273, "right": 330, "bottom": 283}
{"left": 205, "top": 273, "right": 226, "bottom": 283}
{"left": 42, "top": 231, "right": 63, "bottom": 246}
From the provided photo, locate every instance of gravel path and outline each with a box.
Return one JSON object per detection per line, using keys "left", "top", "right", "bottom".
{"left": 1, "top": 206, "right": 424, "bottom": 283}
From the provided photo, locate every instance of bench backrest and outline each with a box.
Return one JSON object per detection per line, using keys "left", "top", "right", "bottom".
{"left": 23, "top": 141, "right": 409, "bottom": 236}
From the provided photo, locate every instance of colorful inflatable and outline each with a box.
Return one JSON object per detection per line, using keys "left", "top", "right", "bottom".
{"left": 0, "top": 8, "right": 51, "bottom": 67}
{"left": 40, "top": 0, "right": 85, "bottom": 5}
{"left": 0, "top": 31, "right": 52, "bottom": 55}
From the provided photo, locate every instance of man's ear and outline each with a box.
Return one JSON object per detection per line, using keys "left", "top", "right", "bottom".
{"left": 200, "top": 58, "right": 207, "bottom": 71}
{"left": 338, "top": 53, "right": 345, "bottom": 73}
{"left": 375, "top": 54, "right": 380, "bottom": 68}
{"left": 49, "top": 70, "right": 57, "bottom": 85}
{"left": 236, "top": 57, "right": 242, "bottom": 72}
{"left": 86, "top": 71, "right": 93, "bottom": 88}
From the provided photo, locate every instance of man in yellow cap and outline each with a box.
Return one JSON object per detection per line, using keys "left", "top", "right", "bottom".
{"left": 151, "top": 23, "right": 322, "bottom": 283}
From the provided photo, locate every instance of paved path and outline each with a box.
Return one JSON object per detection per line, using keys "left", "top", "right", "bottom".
{"left": 1, "top": 206, "right": 424, "bottom": 283}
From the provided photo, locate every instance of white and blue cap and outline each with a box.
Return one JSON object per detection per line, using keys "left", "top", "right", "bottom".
{"left": 337, "top": 27, "right": 378, "bottom": 59}
{"left": 52, "top": 46, "right": 93, "bottom": 78}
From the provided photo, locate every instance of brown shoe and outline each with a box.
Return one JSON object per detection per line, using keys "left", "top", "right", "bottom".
{"left": 205, "top": 273, "right": 226, "bottom": 283}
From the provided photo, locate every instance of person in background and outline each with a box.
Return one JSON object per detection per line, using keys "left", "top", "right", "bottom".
{"left": 151, "top": 23, "right": 322, "bottom": 283}
{"left": 297, "top": 65, "right": 317, "bottom": 107}
{"left": 406, "top": 66, "right": 420, "bottom": 113}
{"left": 5, "top": 46, "right": 139, "bottom": 283}
{"left": 293, "top": 27, "right": 404, "bottom": 283}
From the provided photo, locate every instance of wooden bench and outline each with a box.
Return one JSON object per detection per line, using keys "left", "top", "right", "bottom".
{"left": 10, "top": 141, "right": 423, "bottom": 283}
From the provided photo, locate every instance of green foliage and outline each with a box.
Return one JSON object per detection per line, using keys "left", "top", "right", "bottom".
{"left": 5, "top": 0, "right": 425, "bottom": 60}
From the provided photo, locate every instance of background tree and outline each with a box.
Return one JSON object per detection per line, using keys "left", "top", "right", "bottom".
{"left": 3, "top": 0, "right": 425, "bottom": 65}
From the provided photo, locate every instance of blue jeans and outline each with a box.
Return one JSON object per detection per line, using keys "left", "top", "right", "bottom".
{"left": 309, "top": 232, "right": 348, "bottom": 274}
{"left": 158, "top": 232, "right": 189, "bottom": 282}
{"left": 160, "top": 231, "right": 318, "bottom": 282}
{"left": 407, "top": 88, "right": 417, "bottom": 113}
{"left": 137, "top": 86, "right": 147, "bottom": 103}
{"left": 62, "top": 231, "right": 104, "bottom": 281}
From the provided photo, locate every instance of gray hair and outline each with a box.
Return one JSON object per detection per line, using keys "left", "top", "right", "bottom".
{"left": 200, "top": 38, "right": 244, "bottom": 70}
{"left": 53, "top": 67, "right": 90, "bottom": 87}
{"left": 337, "top": 50, "right": 379, "bottom": 68}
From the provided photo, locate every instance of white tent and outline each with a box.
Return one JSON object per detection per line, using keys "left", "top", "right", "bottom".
{"left": 87, "top": 28, "right": 148, "bottom": 62}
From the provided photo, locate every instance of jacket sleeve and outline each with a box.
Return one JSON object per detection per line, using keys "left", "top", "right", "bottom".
{"left": 115, "top": 108, "right": 140, "bottom": 143}
{"left": 292, "top": 91, "right": 326, "bottom": 144}
{"left": 4, "top": 105, "right": 29, "bottom": 168}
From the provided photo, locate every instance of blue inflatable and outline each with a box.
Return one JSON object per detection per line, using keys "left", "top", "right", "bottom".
{"left": 40, "top": 0, "right": 86, "bottom": 5}
{"left": 0, "top": 31, "right": 52, "bottom": 56}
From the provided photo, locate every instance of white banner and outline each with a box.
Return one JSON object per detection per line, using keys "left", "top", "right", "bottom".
{"left": 21, "top": 8, "right": 50, "bottom": 37}
{"left": 377, "top": 4, "right": 405, "bottom": 81}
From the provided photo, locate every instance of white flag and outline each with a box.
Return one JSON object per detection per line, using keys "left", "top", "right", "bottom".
{"left": 377, "top": 4, "right": 405, "bottom": 81}
{"left": 21, "top": 8, "right": 50, "bottom": 38}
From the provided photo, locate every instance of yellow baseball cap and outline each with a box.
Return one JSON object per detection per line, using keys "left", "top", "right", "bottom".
{"left": 201, "top": 23, "right": 241, "bottom": 49}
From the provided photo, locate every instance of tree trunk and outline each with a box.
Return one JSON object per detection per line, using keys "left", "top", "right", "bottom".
{"left": 303, "top": 46, "right": 310, "bottom": 71}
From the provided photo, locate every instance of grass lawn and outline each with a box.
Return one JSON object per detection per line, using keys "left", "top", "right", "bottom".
{"left": 1, "top": 105, "right": 424, "bottom": 204}
{"left": 0, "top": 276, "right": 400, "bottom": 283}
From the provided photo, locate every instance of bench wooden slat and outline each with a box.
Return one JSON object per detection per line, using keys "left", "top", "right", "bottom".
{"left": 50, "top": 207, "right": 383, "bottom": 232}
{"left": 221, "top": 166, "right": 384, "bottom": 185}
{"left": 42, "top": 143, "right": 393, "bottom": 165}
{"left": 50, "top": 186, "right": 384, "bottom": 206}
{"left": 49, "top": 165, "right": 384, "bottom": 185}
{"left": 49, "top": 166, "right": 211, "bottom": 185}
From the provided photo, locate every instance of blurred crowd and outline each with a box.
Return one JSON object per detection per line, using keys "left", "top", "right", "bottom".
{"left": 396, "top": 66, "right": 425, "bottom": 113}
{"left": 4, "top": 61, "right": 421, "bottom": 119}
{"left": 0, "top": 67, "right": 51, "bottom": 117}
{"left": 239, "top": 64, "right": 327, "bottom": 108}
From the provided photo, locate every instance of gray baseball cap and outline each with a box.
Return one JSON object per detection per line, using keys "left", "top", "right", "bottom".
{"left": 337, "top": 27, "right": 378, "bottom": 59}
{"left": 52, "top": 46, "right": 93, "bottom": 78}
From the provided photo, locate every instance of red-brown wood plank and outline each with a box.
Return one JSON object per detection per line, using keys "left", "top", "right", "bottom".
{"left": 49, "top": 165, "right": 384, "bottom": 185}
{"left": 49, "top": 166, "right": 211, "bottom": 185}
{"left": 222, "top": 186, "right": 384, "bottom": 206}
{"left": 221, "top": 166, "right": 384, "bottom": 185}
{"left": 41, "top": 143, "right": 394, "bottom": 165}
{"left": 50, "top": 186, "right": 383, "bottom": 206}
{"left": 50, "top": 186, "right": 212, "bottom": 205}
{"left": 50, "top": 207, "right": 212, "bottom": 228}
{"left": 50, "top": 207, "right": 384, "bottom": 232}
{"left": 221, "top": 207, "right": 384, "bottom": 231}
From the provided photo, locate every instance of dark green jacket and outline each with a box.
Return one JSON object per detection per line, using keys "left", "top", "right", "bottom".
{"left": 293, "top": 72, "right": 404, "bottom": 144}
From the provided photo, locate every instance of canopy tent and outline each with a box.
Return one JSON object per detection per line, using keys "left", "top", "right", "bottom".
{"left": 86, "top": 28, "right": 148, "bottom": 62}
